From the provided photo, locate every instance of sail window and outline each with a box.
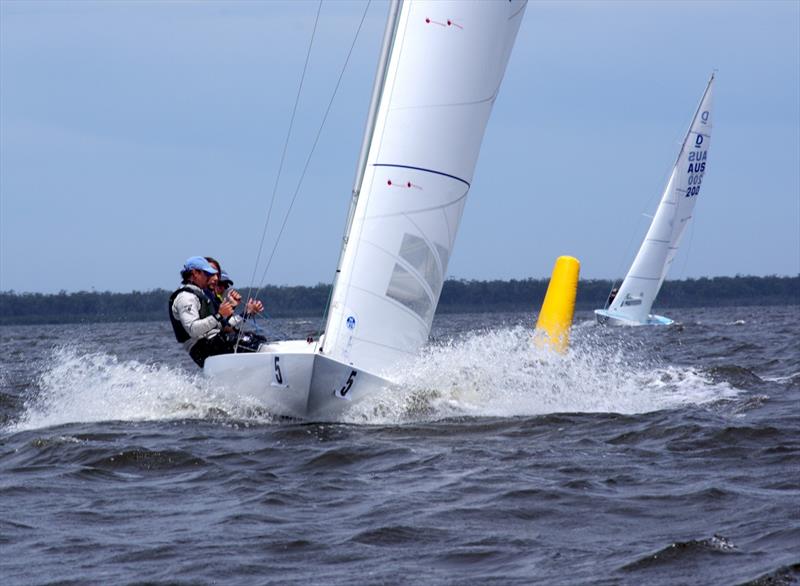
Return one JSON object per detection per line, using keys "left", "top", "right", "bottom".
{"left": 398, "top": 233, "right": 443, "bottom": 296}
{"left": 386, "top": 264, "right": 433, "bottom": 321}
{"left": 435, "top": 243, "right": 450, "bottom": 279}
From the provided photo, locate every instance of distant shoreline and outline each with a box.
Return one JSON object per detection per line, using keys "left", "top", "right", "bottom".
{"left": 1, "top": 275, "right": 797, "bottom": 326}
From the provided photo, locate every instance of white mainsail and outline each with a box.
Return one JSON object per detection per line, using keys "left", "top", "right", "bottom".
{"left": 322, "top": 0, "right": 527, "bottom": 372}
{"left": 602, "top": 74, "right": 715, "bottom": 325}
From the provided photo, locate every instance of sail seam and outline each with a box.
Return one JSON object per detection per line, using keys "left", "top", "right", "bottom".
{"left": 388, "top": 94, "right": 496, "bottom": 111}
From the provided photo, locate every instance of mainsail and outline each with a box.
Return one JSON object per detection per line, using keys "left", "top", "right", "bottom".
{"left": 606, "top": 74, "right": 715, "bottom": 323}
{"left": 322, "top": 0, "right": 527, "bottom": 373}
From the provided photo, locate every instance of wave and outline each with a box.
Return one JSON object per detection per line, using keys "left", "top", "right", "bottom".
{"left": 621, "top": 533, "right": 738, "bottom": 571}
{"left": 343, "top": 325, "right": 741, "bottom": 423}
{"left": 7, "top": 347, "right": 274, "bottom": 433}
{"left": 7, "top": 326, "right": 742, "bottom": 430}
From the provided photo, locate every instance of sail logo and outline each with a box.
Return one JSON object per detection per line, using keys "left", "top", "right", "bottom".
{"left": 694, "top": 134, "right": 705, "bottom": 148}
{"left": 701, "top": 110, "right": 709, "bottom": 124}
{"left": 346, "top": 316, "right": 356, "bottom": 330}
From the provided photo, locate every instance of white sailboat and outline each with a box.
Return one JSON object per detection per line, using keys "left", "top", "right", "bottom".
{"left": 595, "top": 74, "right": 715, "bottom": 327}
{"left": 204, "top": 0, "right": 527, "bottom": 419}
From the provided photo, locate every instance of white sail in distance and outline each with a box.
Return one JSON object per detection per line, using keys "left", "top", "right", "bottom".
{"left": 322, "top": 0, "right": 527, "bottom": 373}
{"left": 606, "top": 74, "right": 715, "bottom": 324}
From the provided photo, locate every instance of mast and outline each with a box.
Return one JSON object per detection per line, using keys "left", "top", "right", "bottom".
{"left": 321, "top": 0, "right": 402, "bottom": 350}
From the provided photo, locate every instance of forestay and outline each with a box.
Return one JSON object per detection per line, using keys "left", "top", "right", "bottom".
{"left": 322, "top": 0, "right": 526, "bottom": 373}
{"left": 607, "top": 74, "right": 715, "bottom": 323}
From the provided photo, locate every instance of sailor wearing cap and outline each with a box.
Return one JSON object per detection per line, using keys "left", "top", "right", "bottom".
{"left": 209, "top": 271, "right": 235, "bottom": 312}
{"left": 168, "top": 256, "right": 237, "bottom": 367}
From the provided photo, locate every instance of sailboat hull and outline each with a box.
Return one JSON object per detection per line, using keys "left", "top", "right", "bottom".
{"left": 203, "top": 340, "right": 393, "bottom": 420}
{"left": 594, "top": 309, "right": 674, "bottom": 327}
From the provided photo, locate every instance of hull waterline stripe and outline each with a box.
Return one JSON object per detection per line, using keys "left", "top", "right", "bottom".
{"left": 373, "top": 163, "right": 471, "bottom": 188}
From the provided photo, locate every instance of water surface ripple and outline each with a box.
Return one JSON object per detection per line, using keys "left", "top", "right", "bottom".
{"left": 1, "top": 307, "right": 798, "bottom": 584}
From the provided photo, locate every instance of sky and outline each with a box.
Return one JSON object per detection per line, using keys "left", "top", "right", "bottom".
{"left": 1, "top": 0, "right": 798, "bottom": 294}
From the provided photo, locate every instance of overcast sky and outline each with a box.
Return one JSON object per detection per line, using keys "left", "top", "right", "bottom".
{"left": 1, "top": 0, "right": 798, "bottom": 293}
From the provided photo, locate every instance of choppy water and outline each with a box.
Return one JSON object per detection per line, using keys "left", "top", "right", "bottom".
{"left": 1, "top": 307, "right": 798, "bottom": 585}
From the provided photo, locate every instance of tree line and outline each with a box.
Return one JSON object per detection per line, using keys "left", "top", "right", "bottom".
{"left": 0, "top": 275, "right": 797, "bottom": 325}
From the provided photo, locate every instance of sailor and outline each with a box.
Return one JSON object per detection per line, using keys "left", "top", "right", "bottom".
{"left": 204, "top": 261, "right": 257, "bottom": 329}
{"left": 203, "top": 257, "right": 224, "bottom": 312}
{"left": 212, "top": 271, "right": 235, "bottom": 310}
{"left": 169, "top": 257, "right": 266, "bottom": 366}
{"left": 168, "top": 256, "right": 238, "bottom": 367}
{"left": 607, "top": 287, "right": 619, "bottom": 307}
{"left": 218, "top": 271, "right": 234, "bottom": 297}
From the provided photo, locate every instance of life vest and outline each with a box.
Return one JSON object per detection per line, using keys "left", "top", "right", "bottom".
{"left": 204, "top": 288, "right": 222, "bottom": 312}
{"left": 168, "top": 286, "right": 213, "bottom": 343}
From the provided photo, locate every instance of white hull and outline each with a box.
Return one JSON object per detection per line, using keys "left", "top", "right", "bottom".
{"left": 594, "top": 309, "right": 674, "bottom": 327}
{"left": 203, "top": 340, "right": 394, "bottom": 420}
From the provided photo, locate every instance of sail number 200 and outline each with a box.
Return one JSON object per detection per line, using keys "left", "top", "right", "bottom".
{"left": 686, "top": 153, "right": 706, "bottom": 198}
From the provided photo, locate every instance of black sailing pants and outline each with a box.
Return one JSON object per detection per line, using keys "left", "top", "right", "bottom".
{"left": 188, "top": 335, "right": 236, "bottom": 368}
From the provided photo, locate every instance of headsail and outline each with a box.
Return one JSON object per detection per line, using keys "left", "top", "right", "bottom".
{"left": 606, "top": 74, "right": 715, "bottom": 323}
{"left": 323, "top": 0, "right": 527, "bottom": 373}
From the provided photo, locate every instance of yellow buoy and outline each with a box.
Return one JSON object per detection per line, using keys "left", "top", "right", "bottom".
{"left": 534, "top": 256, "right": 580, "bottom": 353}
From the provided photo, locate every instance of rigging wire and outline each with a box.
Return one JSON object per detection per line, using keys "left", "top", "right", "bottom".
{"left": 241, "top": 0, "right": 323, "bottom": 330}
{"left": 236, "top": 0, "right": 372, "bottom": 350}
{"left": 678, "top": 214, "right": 696, "bottom": 278}
{"left": 604, "top": 127, "right": 686, "bottom": 308}
{"left": 249, "top": 0, "right": 372, "bottom": 305}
